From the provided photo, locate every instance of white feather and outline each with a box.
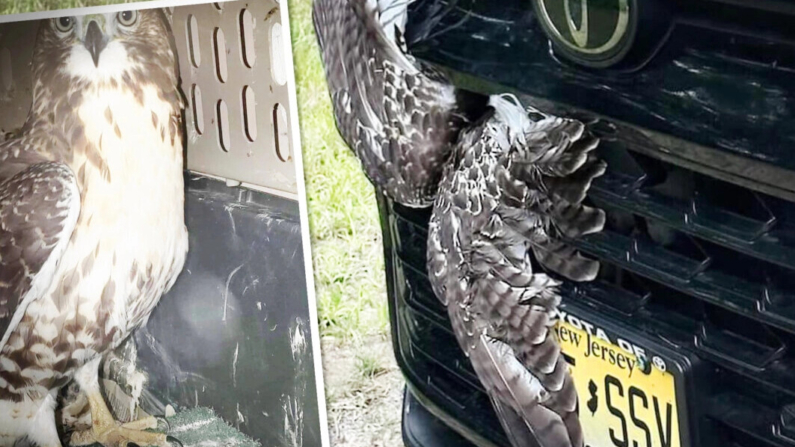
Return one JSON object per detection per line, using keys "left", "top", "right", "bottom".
{"left": 362, "top": 0, "right": 420, "bottom": 75}
{"left": 73, "top": 356, "right": 102, "bottom": 393}
{"left": 376, "top": 0, "right": 414, "bottom": 40}
{"left": 488, "top": 94, "right": 536, "bottom": 147}
{"left": 62, "top": 40, "right": 141, "bottom": 83}
{"left": 0, "top": 390, "right": 59, "bottom": 447}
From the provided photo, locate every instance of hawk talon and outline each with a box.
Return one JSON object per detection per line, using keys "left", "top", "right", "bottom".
{"left": 70, "top": 360, "right": 173, "bottom": 447}
{"left": 155, "top": 416, "right": 170, "bottom": 433}
{"left": 118, "top": 415, "right": 169, "bottom": 433}
{"left": 126, "top": 436, "right": 180, "bottom": 447}
{"left": 69, "top": 424, "right": 173, "bottom": 447}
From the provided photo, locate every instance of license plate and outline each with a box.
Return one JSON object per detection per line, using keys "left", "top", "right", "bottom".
{"left": 555, "top": 315, "right": 682, "bottom": 447}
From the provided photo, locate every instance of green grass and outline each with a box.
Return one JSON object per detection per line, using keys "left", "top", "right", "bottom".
{"left": 355, "top": 352, "right": 389, "bottom": 379}
{"left": 0, "top": 0, "right": 390, "bottom": 342}
{"left": 288, "top": 0, "right": 388, "bottom": 341}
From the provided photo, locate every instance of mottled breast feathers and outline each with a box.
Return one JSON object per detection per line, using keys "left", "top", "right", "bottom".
{"left": 0, "top": 9, "right": 186, "bottom": 434}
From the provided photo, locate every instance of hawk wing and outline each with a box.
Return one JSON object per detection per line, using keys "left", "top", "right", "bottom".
{"left": 0, "top": 157, "right": 80, "bottom": 352}
{"left": 427, "top": 96, "right": 605, "bottom": 447}
{"left": 312, "top": 0, "right": 483, "bottom": 207}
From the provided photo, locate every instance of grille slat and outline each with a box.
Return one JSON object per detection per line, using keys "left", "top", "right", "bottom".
{"left": 695, "top": 322, "right": 786, "bottom": 372}
{"left": 570, "top": 230, "right": 777, "bottom": 323}
{"left": 566, "top": 278, "right": 650, "bottom": 317}
{"left": 706, "top": 393, "right": 795, "bottom": 447}
{"left": 591, "top": 145, "right": 795, "bottom": 270}
{"left": 576, "top": 262, "right": 795, "bottom": 402}
{"left": 570, "top": 184, "right": 795, "bottom": 335}
{"left": 574, "top": 142, "right": 795, "bottom": 445}
{"left": 407, "top": 307, "right": 482, "bottom": 389}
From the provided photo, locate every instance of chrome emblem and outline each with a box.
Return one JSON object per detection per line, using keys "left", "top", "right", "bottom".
{"left": 534, "top": 0, "right": 633, "bottom": 66}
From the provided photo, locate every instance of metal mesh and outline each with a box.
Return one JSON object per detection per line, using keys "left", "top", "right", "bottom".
{"left": 0, "top": 0, "right": 297, "bottom": 196}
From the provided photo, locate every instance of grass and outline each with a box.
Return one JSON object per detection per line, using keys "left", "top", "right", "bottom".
{"left": 287, "top": 0, "right": 389, "bottom": 342}
{"left": 286, "top": 2, "right": 402, "bottom": 445}
{"left": 356, "top": 351, "right": 389, "bottom": 379}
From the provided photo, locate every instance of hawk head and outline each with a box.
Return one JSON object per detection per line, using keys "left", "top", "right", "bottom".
{"left": 30, "top": 9, "right": 179, "bottom": 103}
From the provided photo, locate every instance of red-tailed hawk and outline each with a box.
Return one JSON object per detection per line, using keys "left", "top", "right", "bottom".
{"left": 312, "top": 0, "right": 487, "bottom": 207}
{"left": 0, "top": 10, "right": 187, "bottom": 447}
{"left": 427, "top": 95, "right": 606, "bottom": 447}
{"left": 312, "top": 1, "right": 607, "bottom": 445}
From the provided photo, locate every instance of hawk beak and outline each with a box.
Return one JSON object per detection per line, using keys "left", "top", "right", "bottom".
{"left": 84, "top": 20, "right": 108, "bottom": 67}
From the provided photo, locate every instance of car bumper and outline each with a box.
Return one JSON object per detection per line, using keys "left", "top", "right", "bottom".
{"left": 402, "top": 386, "right": 481, "bottom": 447}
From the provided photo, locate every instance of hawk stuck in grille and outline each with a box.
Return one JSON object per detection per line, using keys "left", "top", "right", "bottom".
{"left": 428, "top": 95, "right": 606, "bottom": 447}
{"left": 0, "top": 10, "right": 187, "bottom": 447}
{"left": 313, "top": 1, "right": 607, "bottom": 446}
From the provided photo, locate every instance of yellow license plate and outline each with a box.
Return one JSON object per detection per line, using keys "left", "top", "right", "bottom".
{"left": 555, "top": 317, "right": 682, "bottom": 447}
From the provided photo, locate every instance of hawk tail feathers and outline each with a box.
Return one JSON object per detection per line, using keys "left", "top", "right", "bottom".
{"left": 491, "top": 397, "right": 584, "bottom": 447}
{"left": 494, "top": 203, "right": 602, "bottom": 281}
{"left": 487, "top": 95, "right": 606, "bottom": 280}
{"left": 531, "top": 238, "right": 601, "bottom": 282}
{"left": 537, "top": 133, "right": 600, "bottom": 178}
{"left": 543, "top": 159, "right": 607, "bottom": 205}
{"left": 549, "top": 200, "right": 606, "bottom": 241}
{"left": 463, "top": 328, "right": 583, "bottom": 447}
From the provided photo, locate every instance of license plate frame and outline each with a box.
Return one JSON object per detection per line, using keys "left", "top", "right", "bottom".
{"left": 554, "top": 302, "right": 692, "bottom": 447}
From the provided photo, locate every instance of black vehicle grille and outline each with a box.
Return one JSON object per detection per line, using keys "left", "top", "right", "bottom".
{"left": 389, "top": 1, "right": 795, "bottom": 446}
{"left": 382, "top": 144, "right": 795, "bottom": 447}
{"left": 573, "top": 143, "right": 795, "bottom": 447}
{"left": 406, "top": 0, "right": 795, "bottom": 184}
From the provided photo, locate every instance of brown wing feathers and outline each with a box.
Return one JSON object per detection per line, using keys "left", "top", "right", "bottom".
{"left": 0, "top": 161, "right": 79, "bottom": 347}
{"left": 313, "top": 0, "right": 488, "bottom": 207}
{"left": 314, "top": 2, "right": 606, "bottom": 446}
{"left": 427, "top": 96, "right": 605, "bottom": 447}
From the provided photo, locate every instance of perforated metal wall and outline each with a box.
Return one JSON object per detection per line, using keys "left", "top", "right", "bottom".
{"left": 0, "top": 0, "right": 297, "bottom": 196}
{"left": 173, "top": 0, "right": 297, "bottom": 196}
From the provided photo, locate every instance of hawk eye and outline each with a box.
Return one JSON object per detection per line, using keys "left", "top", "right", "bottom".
{"left": 54, "top": 16, "right": 75, "bottom": 33}
{"left": 117, "top": 10, "right": 138, "bottom": 27}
